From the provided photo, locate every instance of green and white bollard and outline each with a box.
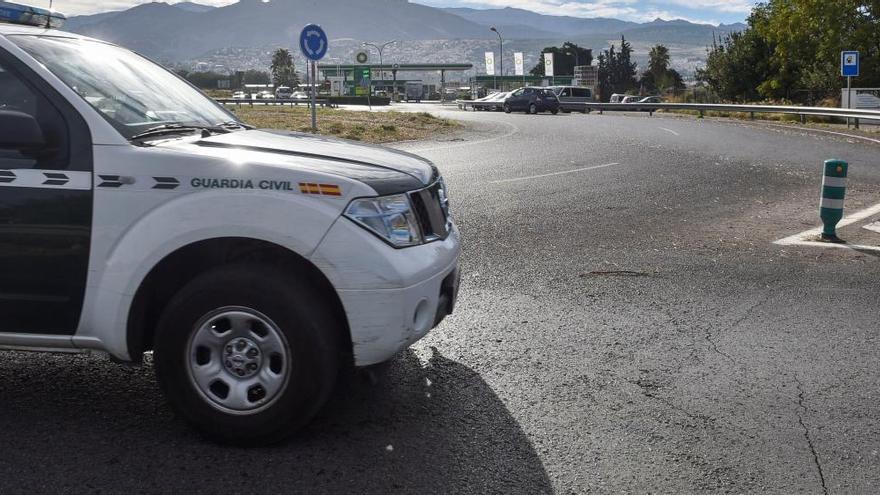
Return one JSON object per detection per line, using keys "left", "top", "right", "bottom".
{"left": 819, "top": 159, "right": 848, "bottom": 243}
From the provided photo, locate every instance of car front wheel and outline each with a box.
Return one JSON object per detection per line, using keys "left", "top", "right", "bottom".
{"left": 503, "top": 103, "right": 511, "bottom": 113}
{"left": 529, "top": 103, "right": 538, "bottom": 114}
{"left": 153, "top": 264, "right": 339, "bottom": 446}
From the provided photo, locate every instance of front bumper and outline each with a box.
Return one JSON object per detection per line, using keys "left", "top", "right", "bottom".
{"left": 311, "top": 219, "right": 461, "bottom": 366}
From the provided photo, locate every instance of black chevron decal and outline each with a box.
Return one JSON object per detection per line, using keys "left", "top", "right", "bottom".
{"left": 97, "top": 175, "right": 123, "bottom": 188}
{"left": 0, "top": 170, "right": 14, "bottom": 183}
{"left": 152, "top": 177, "right": 180, "bottom": 190}
{"left": 42, "top": 172, "right": 69, "bottom": 186}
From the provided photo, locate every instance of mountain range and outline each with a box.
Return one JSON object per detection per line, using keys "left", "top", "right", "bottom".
{"left": 63, "top": 1, "right": 746, "bottom": 69}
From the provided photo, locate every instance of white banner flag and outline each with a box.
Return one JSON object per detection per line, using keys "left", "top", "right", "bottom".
{"left": 485, "top": 51, "right": 496, "bottom": 76}
{"left": 543, "top": 52, "right": 554, "bottom": 77}
{"left": 514, "top": 52, "right": 524, "bottom": 76}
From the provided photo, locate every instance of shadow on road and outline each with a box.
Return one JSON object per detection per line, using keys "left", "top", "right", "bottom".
{"left": 0, "top": 347, "right": 550, "bottom": 494}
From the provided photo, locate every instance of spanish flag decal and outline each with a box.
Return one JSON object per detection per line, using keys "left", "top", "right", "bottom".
{"left": 299, "top": 182, "right": 342, "bottom": 196}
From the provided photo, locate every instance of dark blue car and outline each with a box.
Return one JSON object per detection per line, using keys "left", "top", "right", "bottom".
{"left": 503, "top": 87, "right": 560, "bottom": 115}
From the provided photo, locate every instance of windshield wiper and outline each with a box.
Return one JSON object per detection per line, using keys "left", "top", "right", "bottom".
{"left": 130, "top": 124, "right": 210, "bottom": 141}
{"left": 130, "top": 123, "right": 243, "bottom": 141}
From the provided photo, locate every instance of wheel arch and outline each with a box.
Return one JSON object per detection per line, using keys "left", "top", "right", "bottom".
{"left": 126, "top": 237, "right": 352, "bottom": 366}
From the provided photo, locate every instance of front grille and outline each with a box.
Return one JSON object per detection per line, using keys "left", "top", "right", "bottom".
{"left": 409, "top": 180, "right": 450, "bottom": 242}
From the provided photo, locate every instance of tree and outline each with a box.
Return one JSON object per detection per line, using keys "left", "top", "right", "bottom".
{"left": 270, "top": 48, "right": 299, "bottom": 87}
{"left": 641, "top": 44, "right": 686, "bottom": 94}
{"left": 595, "top": 36, "right": 638, "bottom": 101}
{"left": 697, "top": 30, "right": 773, "bottom": 102}
{"left": 697, "top": 0, "right": 880, "bottom": 103}
{"left": 648, "top": 45, "right": 671, "bottom": 79}
{"left": 530, "top": 42, "right": 593, "bottom": 76}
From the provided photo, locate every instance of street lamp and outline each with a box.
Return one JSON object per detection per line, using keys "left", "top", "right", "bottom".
{"left": 490, "top": 26, "right": 502, "bottom": 89}
{"left": 363, "top": 40, "right": 396, "bottom": 95}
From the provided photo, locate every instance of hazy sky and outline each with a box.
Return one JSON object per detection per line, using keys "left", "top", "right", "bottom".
{"left": 48, "top": 0, "right": 757, "bottom": 25}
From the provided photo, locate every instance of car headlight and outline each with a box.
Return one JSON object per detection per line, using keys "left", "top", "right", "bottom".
{"left": 344, "top": 193, "right": 422, "bottom": 247}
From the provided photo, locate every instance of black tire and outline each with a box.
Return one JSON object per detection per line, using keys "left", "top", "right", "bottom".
{"left": 503, "top": 103, "right": 511, "bottom": 113}
{"left": 551, "top": 108, "right": 559, "bottom": 115}
{"left": 529, "top": 103, "right": 538, "bottom": 114}
{"left": 153, "top": 263, "right": 339, "bottom": 446}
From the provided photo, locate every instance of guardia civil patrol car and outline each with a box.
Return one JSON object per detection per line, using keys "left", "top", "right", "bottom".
{"left": 0, "top": 3, "right": 460, "bottom": 445}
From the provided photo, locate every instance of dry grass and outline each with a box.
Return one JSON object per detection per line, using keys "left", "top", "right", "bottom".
{"left": 227, "top": 105, "right": 461, "bottom": 143}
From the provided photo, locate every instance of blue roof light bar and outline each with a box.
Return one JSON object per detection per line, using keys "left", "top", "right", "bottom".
{"left": 0, "top": 2, "right": 66, "bottom": 29}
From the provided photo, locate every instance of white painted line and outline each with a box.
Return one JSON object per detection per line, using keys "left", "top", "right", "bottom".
{"left": 779, "top": 240, "right": 880, "bottom": 253}
{"left": 658, "top": 127, "right": 680, "bottom": 136}
{"left": 774, "top": 202, "right": 880, "bottom": 252}
{"left": 863, "top": 221, "right": 880, "bottom": 234}
{"left": 403, "top": 120, "right": 520, "bottom": 153}
{"left": 488, "top": 162, "right": 621, "bottom": 184}
{"left": 761, "top": 123, "right": 880, "bottom": 145}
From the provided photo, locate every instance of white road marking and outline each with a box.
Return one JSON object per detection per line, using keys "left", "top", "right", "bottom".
{"left": 658, "top": 127, "right": 680, "bottom": 136}
{"left": 863, "top": 221, "right": 880, "bottom": 234}
{"left": 761, "top": 123, "right": 880, "bottom": 145}
{"left": 774, "top": 202, "right": 880, "bottom": 252}
{"left": 488, "top": 162, "right": 621, "bottom": 184}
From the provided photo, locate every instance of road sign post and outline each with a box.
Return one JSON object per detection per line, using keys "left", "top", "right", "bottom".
{"left": 841, "top": 51, "right": 859, "bottom": 129}
{"left": 299, "top": 24, "right": 328, "bottom": 132}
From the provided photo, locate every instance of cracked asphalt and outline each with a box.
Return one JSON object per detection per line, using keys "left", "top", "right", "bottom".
{"left": 1, "top": 107, "right": 879, "bottom": 493}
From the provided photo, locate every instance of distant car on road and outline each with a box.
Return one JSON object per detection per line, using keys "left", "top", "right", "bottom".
{"left": 638, "top": 96, "right": 663, "bottom": 103}
{"left": 274, "top": 86, "right": 292, "bottom": 99}
{"left": 620, "top": 95, "right": 640, "bottom": 104}
{"left": 503, "top": 87, "right": 560, "bottom": 115}
{"left": 550, "top": 86, "right": 594, "bottom": 113}
{"left": 609, "top": 93, "right": 626, "bottom": 103}
{"left": 232, "top": 91, "right": 246, "bottom": 100}
{"left": 257, "top": 90, "right": 274, "bottom": 99}
{"left": 291, "top": 91, "right": 309, "bottom": 101}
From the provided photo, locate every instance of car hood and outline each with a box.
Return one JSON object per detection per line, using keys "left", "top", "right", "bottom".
{"left": 186, "top": 129, "right": 438, "bottom": 195}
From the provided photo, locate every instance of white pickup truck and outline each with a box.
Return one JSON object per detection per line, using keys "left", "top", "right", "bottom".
{"left": 0, "top": 3, "right": 460, "bottom": 445}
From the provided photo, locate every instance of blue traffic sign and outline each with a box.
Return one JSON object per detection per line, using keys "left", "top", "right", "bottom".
{"left": 299, "top": 24, "right": 328, "bottom": 61}
{"left": 841, "top": 51, "right": 859, "bottom": 77}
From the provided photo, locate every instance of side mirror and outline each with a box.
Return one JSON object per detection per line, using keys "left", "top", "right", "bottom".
{"left": 0, "top": 110, "right": 45, "bottom": 150}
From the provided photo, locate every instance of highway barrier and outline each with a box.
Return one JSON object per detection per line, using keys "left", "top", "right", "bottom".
{"left": 820, "top": 159, "right": 848, "bottom": 243}
{"left": 579, "top": 102, "right": 880, "bottom": 128}
{"left": 216, "top": 98, "right": 338, "bottom": 108}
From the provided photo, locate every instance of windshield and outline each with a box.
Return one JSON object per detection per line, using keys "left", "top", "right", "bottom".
{"left": 10, "top": 35, "right": 238, "bottom": 139}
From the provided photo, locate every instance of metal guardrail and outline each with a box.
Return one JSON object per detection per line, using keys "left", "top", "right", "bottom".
{"left": 581, "top": 102, "right": 880, "bottom": 127}
{"left": 216, "top": 98, "right": 337, "bottom": 108}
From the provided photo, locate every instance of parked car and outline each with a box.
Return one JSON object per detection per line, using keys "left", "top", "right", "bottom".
{"left": 471, "top": 91, "right": 509, "bottom": 111}
{"left": 503, "top": 87, "right": 560, "bottom": 115}
{"left": 232, "top": 91, "right": 246, "bottom": 100}
{"left": 638, "top": 96, "right": 663, "bottom": 103}
{"left": 550, "top": 86, "right": 594, "bottom": 113}
{"left": 609, "top": 93, "right": 626, "bottom": 103}
{"left": 274, "top": 86, "right": 293, "bottom": 99}
{"left": 291, "top": 91, "right": 309, "bottom": 101}
{"left": 257, "top": 90, "right": 274, "bottom": 99}
{"left": 620, "top": 95, "right": 640, "bottom": 104}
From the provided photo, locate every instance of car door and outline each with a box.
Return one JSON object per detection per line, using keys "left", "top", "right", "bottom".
{"left": 506, "top": 89, "right": 523, "bottom": 110}
{"left": 0, "top": 49, "right": 93, "bottom": 334}
{"left": 520, "top": 88, "right": 536, "bottom": 110}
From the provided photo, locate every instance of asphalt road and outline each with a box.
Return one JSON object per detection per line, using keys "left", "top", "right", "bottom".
{"left": 2, "top": 107, "right": 879, "bottom": 494}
